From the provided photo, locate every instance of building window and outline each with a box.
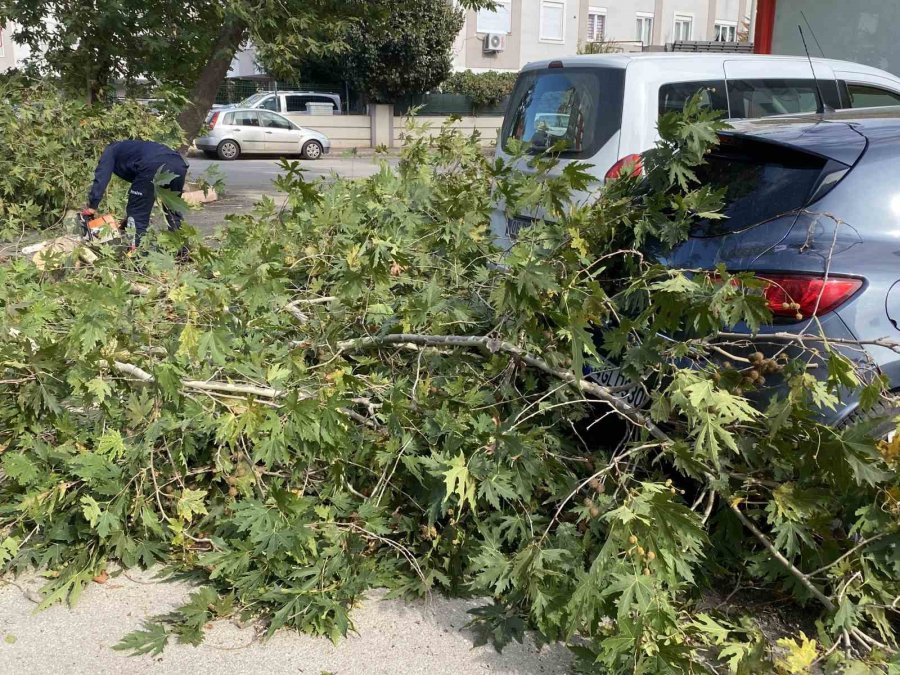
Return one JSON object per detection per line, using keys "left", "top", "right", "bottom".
{"left": 714, "top": 21, "right": 737, "bottom": 42}
{"left": 476, "top": 0, "right": 512, "bottom": 34}
{"left": 636, "top": 13, "right": 653, "bottom": 45}
{"left": 587, "top": 7, "right": 606, "bottom": 42}
{"left": 540, "top": 1, "right": 566, "bottom": 42}
{"left": 673, "top": 14, "right": 693, "bottom": 41}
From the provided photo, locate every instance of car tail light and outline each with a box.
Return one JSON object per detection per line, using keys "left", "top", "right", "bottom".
{"left": 605, "top": 154, "right": 643, "bottom": 180}
{"left": 759, "top": 274, "right": 862, "bottom": 319}
{"left": 208, "top": 112, "right": 220, "bottom": 127}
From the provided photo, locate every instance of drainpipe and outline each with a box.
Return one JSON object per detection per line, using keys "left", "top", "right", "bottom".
{"left": 754, "top": 0, "right": 776, "bottom": 54}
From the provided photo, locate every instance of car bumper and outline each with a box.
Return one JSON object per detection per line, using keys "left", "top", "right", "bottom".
{"left": 193, "top": 138, "right": 217, "bottom": 151}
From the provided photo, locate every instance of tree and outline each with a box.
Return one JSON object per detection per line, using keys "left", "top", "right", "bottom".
{"left": 0, "top": 0, "right": 218, "bottom": 103}
{"left": 1, "top": 1, "right": 484, "bottom": 141}
{"left": 268, "top": 0, "right": 464, "bottom": 104}
{"left": 0, "top": 101, "right": 897, "bottom": 670}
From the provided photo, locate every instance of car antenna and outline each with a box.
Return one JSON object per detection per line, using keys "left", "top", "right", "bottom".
{"left": 800, "top": 10, "right": 826, "bottom": 57}
{"left": 799, "top": 24, "right": 832, "bottom": 115}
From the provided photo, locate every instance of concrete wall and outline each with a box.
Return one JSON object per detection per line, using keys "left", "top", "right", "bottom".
{"left": 771, "top": 1, "right": 900, "bottom": 75}
{"left": 393, "top": 116, "right": 504, "bottom": 147}
{"left": 291, "top": 115, "right": 375, "bottom": 149}
{"left": 297, "top": 112, "right": 503, "bottom": 149}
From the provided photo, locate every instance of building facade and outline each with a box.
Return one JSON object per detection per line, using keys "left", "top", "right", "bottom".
{"left": 0, "top": 24, "right": 18, "bottom": 72}
{"left": 452, "top": 0, "right": 756, "bottom": 72}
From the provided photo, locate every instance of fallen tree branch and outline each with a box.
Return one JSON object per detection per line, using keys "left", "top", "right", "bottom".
{"left": 335, "top": 333, "right": 671, "bottom": 444}
{"left": 715, "top": 331, "right": 900, "bottom": 355}
{"left": 727, "top": 497, "right": 835, "bottom": 611}
{"left": 284, "top": 296, "right": 338, "bottom": 324}
{"left": 114, "top": 361, "right": 287, "bottom": 399}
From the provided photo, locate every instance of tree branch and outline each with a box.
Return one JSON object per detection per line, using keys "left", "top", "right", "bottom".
{"left": 335, "top": 333, "right": 671, "bottom": 444}
{"left": 727, "top": 497, "right": 835, "bottom": 611}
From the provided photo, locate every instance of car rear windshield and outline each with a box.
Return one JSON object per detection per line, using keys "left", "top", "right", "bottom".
{"left": 501, "top": 67, "right": 625, "bottom": 158}
{"left": 692, "top": 136, "right": 840, "bottom": 236}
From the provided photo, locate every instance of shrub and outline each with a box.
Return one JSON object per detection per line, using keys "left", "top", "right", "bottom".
{"left": 441, "top": 70, "right": 518, "bottom": 108}
{"left": 0, "top": 108, "right": 897, "bottom": 671}
{"left": 0, "top": 80, "right": 184, "bottom": 239}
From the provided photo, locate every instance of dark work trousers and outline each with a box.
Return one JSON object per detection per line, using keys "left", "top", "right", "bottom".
{"left": 126, "top": 156, "right": 189, "bottom": 246}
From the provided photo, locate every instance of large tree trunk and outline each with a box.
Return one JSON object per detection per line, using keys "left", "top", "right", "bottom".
{"left": 177, "top": 18, "right": 248, "bottom": 144}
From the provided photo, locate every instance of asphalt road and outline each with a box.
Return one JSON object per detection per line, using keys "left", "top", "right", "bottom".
{"left": 188, "top": 155, "right": 394, "bottom": 192}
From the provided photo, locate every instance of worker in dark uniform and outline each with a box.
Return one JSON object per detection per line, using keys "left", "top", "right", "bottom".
{"left": 82, "top": 140, "right": 188, "bottom": 248}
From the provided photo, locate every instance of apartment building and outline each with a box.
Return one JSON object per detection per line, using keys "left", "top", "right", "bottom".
{"left": 0, "top": 24, "right": 18, "bottom": 72}
{"left": 452, "top": 0, "right": 756, "bottom": 72}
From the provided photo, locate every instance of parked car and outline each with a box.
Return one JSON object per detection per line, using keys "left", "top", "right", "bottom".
{"left": 646, "top": 107, "right": 900, "bottom": 434}
{"left": 492, "top": 52, "right": 900, "bottom": 248}
{"left": 195, "top": 109, "right": 331, "bottom": 160}
{"left": 212, "top": 91, "right": 342, "bottom": 116}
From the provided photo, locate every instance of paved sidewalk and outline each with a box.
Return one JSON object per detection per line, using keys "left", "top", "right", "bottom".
{"left": 0, "top": 570, "right": 571, "bottom": 675}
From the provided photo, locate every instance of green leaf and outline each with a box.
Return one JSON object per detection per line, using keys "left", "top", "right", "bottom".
{"left": 114, "top": 622, "right": 170, "bottom": 656}
{"left": 443, "top": 452, "right": 476, "bottom": 511}
{"left": 176, "top": 489, "right": 208, "bottom": 522}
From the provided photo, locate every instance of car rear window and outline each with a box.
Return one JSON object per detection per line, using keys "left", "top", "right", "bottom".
{"left": 501, "top": 67, "right": 625, "bottom": 158}
{"left": 692, "top": 137, "right": 836, "bottom": 236}
{"left": 727, "top": 78, "right": 841, "bottom": 118}
{"left": 659, "top": 80, "right": 729, "bottom": 117}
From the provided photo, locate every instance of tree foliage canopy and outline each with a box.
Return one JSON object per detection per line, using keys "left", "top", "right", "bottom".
{"left": 0, "top": 96, "right": 898, "bottom": 672}
{"left": 267, "top": 0, "right": 465, "bottom": 104}
{"left": 0, "top": 0, "right": 219, "bottom": 100}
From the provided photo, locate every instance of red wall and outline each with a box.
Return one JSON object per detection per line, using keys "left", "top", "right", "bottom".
{"left": 754, "top": 0, "right": 777, "bottom": 54}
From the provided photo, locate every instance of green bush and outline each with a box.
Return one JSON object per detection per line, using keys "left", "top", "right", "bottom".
{"left": 0, "top": 80, "right": 184, "bottom": 239}
{"left": 0, "top": 108, "right": 897, "bottom": 672}
{"left": 441, "top": 70, "right": 518, "bottom": 108}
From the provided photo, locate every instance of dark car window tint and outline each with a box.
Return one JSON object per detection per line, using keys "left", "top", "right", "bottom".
{"left": 259, "top": 96, "right": 280, "bottom": 111}
{"left": 727, "top": 79, "right": 840, "bottom": 118}
{"left": 501, "top": 67, "right": 625, "bottom": 158}
{"left": 847, "top": 83, "right": 900, "bottom": 108}
{"left": 285, "top": 96, "right": 308, "bottom": 112}
{"left": 260, "top": 111, "right": 292, "bottom": 129}
{"left": 692, "top": 137, "right": 829, "bottom": 235}
{"left": 659, "top": 80, "right": 729, "bottom": 117}
{"left": 234, "top": 111, "right": 260, "bottom": 127}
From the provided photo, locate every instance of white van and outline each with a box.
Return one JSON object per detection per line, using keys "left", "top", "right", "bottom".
{"left": 492, "top": 53, "right": 900, "bottom": 247}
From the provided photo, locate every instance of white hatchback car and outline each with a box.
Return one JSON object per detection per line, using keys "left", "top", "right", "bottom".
{"left": 493, "top": 52, "right": 900, "bottom": 247}
{"left": 195, "top": 108, "right": 331, "bottom": 161}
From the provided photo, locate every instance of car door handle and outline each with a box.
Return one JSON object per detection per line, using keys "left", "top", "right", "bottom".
{"left": 265, "top": 131, "right": 273, "bottom": 134}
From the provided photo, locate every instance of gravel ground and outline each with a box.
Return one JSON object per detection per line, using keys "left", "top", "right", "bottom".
{"left": 0, "top": 569, "right": 571, "bottom": 675}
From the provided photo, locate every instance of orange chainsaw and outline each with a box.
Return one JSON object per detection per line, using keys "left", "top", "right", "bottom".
{"left": 78, "top": 210, "right": 122, "bottom": 243}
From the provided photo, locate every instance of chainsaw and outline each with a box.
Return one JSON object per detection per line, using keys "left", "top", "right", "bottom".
{"left": 77, "top": 210, "right": 122, "bottom": 243}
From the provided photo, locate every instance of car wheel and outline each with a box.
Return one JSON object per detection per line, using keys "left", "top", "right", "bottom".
{"left": 302, "top": 140, "right": 323, "bottom": 160}
{"left": 217, "top": 139, "right": 241, "bottom": 161}
{"left": 840, "top": 398, "right": 900, "bottom": 440}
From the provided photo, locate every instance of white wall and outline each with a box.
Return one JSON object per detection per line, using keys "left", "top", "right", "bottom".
{"left": 602, "top": 0, "right": 657, "bottom": 46}
{"left": 519, "top": 0, "right": 581, "bottom": 64}
{"left": 716, "top": 0, "right": 741, "bottom": 21}
{"left": 660, "top": 0, "right": 712, "bottom": 43}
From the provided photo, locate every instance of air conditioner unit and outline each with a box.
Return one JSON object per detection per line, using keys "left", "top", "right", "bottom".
{"left": 483, "top": 33, "right": 507, "bottom": 53}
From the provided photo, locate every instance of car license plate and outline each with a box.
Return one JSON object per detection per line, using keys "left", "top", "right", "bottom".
{"left": 584, "top": 360, "right": 649, "bottom": 409}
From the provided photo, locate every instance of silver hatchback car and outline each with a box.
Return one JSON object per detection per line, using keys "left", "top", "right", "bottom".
{"left": 195, "top": 108, "right": 331, "bottom": 161}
